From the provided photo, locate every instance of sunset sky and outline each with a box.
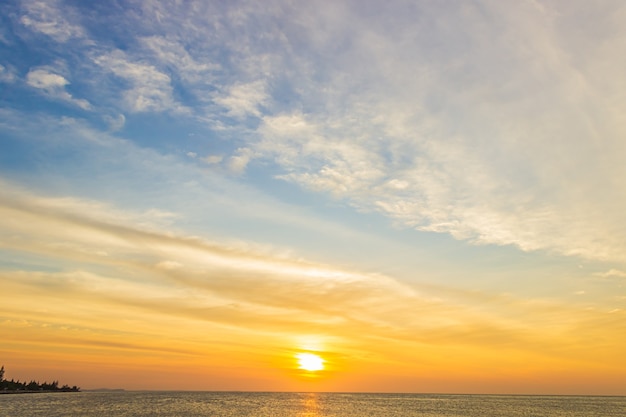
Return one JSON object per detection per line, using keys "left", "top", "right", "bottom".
{"left": 1, "top": 0, "right": 626, "bottom": 395}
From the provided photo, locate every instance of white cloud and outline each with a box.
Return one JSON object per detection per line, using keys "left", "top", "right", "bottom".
{"left": 201, "top": 155, "right": 223, "bottom": 165}
{"left": 228, "top": 147, "right": 254, "bottom": 174}
{"left": 26, "top": 68, "right": 91, "bottom": 110}
{"left": 103, "top": 114, "right": 126, "bottom": 131}
{"left": 8, "top": 0, "right": 626, "bottom": 265}
{"left": 214, "top": 81, "right": 267, "bottom": 119}
{"left": 26, "top": 68, "right": 67, "bottom": 88}
{"left": 93, "top": 50, "right": 185, "bottom": 114}
{"left": 0, "top": 110, "right": 388, "bottom": 259}
{"left": 0, "top": 64, "right": 17, "bottom": 83}
{"left": 141, "top": 36, "right": 219, "bottom": 83}
{"left": 20, "top": 0, "right": 84, "bottom": 42}
{"left": 239, "top": 1, "right": 626, "bottom": 263}
{"left": 257, "top": 112, "right": 388, "bottom": 201}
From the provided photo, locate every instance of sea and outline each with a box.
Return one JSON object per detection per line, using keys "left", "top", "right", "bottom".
{"left": 1, "top": 391, "right": 625, "bottom": 417}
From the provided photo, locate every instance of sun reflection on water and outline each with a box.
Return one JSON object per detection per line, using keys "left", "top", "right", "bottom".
{"left": 298, "top": 393, "right": 321, "bottom": 417}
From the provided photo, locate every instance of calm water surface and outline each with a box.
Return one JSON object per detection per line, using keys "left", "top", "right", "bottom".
{"left": 1, "top": 391, "right": 625, "bottom": 417}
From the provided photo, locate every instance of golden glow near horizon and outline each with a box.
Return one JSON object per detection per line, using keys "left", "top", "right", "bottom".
{"left": 296, "top": 353, "right": 325, "bottom": 372}
{"left": 1, "top": 187, "right": 626, "bottom": 394}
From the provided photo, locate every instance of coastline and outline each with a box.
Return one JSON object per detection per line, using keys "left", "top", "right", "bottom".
{"left": 0, "top": 390, "right": 80, "bottom": 395}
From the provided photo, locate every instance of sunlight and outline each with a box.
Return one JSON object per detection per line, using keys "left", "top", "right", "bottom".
{"left": 296, "top": 353, "right": 325, "bottom": 372}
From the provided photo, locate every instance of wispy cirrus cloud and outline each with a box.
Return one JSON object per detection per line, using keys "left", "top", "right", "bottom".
{"left": 6, "top": 0, "right": 626, "bottom": 264}
{"left": 140, "top": 36, "right": 219, "bottom": 83}
{"left": 19, "top": 0, "right": 85, "bottom": 42}
{"left": 0, "top": 181, "right": 418, "bottom": 330}
{"left": 594, "top": 269, "right": 626, "bottom": 279}
{"left": 2, "top": 182, "right": 625, "bottom": 358}
{"left": 26, "top": 67, "right": 91, "bottom": 110}
{"left": 235, "top": 0, "right": 626, "bottom": 263}
{"left": 93, "top": 50, "right": 187, "bottom": 114}
{"left": 0, "top": 64, "right": 17, "bottom": 83}
{"left": 214, "top": 81, "right": 268, "bottom": 119}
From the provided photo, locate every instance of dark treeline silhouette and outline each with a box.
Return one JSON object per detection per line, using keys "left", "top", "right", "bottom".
{"left": 0, "top": 365, "right": 80, "bottom": 393}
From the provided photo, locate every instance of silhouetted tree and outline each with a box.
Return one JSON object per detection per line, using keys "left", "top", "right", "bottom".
{"left": 0, "top": 366, "right": 79, "bottom": 392}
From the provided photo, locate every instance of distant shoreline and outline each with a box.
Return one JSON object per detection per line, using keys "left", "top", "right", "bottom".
{"left": 82, "top": 389, "right": 126, "bottom": 392}
{"left": 0, "top": 390, "right": 79, "bottom": 395}
{"left": 0, "top": 388, "right": 125, "bottom": 394}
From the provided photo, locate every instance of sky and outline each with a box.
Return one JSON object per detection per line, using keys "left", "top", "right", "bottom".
{"left": 1, "top": 0, "right": 626, "bottom": 395}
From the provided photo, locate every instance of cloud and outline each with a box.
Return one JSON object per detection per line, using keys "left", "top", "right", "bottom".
{"left": 102, "top": 114, "right": 126, "bottom": 131}
{"left": 228, "top": 147, "right": 254, "bottom": 174}
{"left": 26, "top": 68, "right": 91, "bottom": 110}
{"left": 594, "top": 269, "right": 626, "bottom": 279}
{"left": 0, "top": 64, "right": 17, "bottom": 83}
{"left": 26, "top": 68, "right": 67, "bottom": 88}
{"left": 0, "top": 181, "right": 421, "bottom": 330}
{"left": 239, "top": 1, "right": 626, "bottom": 263}
{"left": 8, "top": 0, "right": 626, "bottom": 264}
{"left": 19, "top": 0, "right": 85, "bottom": 42}
{"left": 214, "top": 81, "right": 268, "bottom": 119}
{"left": 140, "top": 36, "right": 219, "bottom": 83}
{"left": 0, "top": 109, "right": 389, "bottom": 260}
{"left": 201, "top": 155, "right": 223, "bottom": 164}
{"left": 93, "top": 50, "right": 186, "bottom": 114}
{"left": 0, "top": 183, "right": 626, "bottom": 369}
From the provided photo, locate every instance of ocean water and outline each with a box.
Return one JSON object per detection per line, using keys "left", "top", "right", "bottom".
{"left": 1, "top": 391, "right": 625, "bottom": 417}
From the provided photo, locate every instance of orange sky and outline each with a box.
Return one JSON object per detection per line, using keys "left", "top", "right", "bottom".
{"left": 2, "top": 189, "right": 625, "bottom": 394}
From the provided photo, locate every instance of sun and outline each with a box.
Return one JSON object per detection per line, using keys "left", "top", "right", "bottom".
{"left": 296, "top": 352, "right": 325, "bottom": 372}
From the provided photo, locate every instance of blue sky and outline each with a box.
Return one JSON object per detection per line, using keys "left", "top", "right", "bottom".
{"left": 1, "top": 0, "right": 626, "bottom": 393}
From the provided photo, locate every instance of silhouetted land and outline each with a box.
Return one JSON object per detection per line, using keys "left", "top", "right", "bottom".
{"left": 0, "top": 365, "right": 80, "bottom": 394}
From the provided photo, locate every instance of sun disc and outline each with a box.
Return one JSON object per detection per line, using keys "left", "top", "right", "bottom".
{"left": 296, "top": 352, "right": 324, "bottom": 372}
